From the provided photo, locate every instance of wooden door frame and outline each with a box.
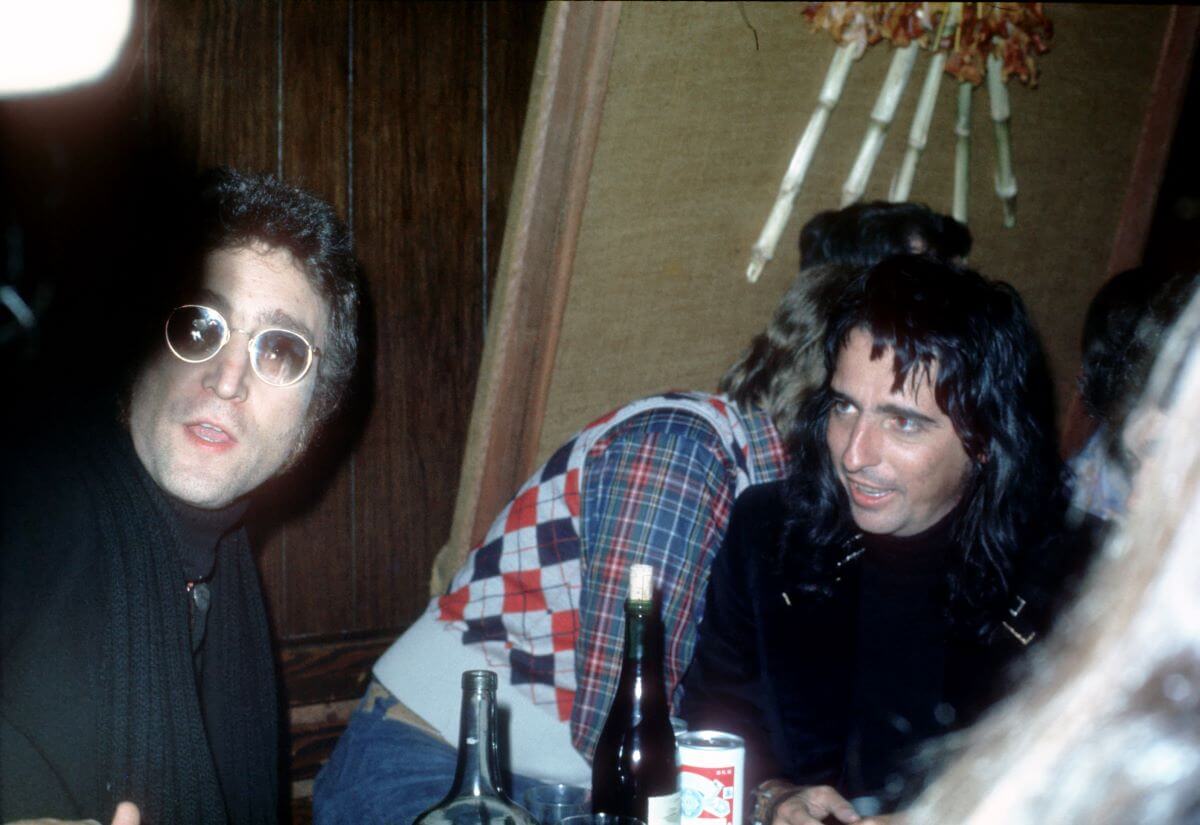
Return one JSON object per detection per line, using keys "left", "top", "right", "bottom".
{"left": 431, "top": 1, "right": 622, "bottom": 592}
{"left": 1105, "top": 5, "right": 1199, "bottom": 276}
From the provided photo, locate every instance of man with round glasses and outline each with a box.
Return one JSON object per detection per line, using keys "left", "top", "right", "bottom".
{"left": 1, "top": 168, "right": 360, "bottom": 825}
{"left": 131, "top": 238, "right": 339, "bottom": 511}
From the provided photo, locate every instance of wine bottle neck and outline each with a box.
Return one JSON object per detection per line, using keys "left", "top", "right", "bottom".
{"left": 448, "top": 684, "right": 505, "bottom": 798}
{"left": 623, "top": 598, "right": 656, "bottom": 661}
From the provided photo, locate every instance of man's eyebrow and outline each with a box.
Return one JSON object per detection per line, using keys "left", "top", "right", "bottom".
{"left": 829, "top": 387, "right": 854, "bottom": 403}
{"left": 194, "top": 288, "right": 230, "bottom": 314}
{"left": 258, "top": 308, "right": 314, "bottom": 342}
{"left": 194, "top": 290, "right": 315, "bottom": 341}
{"left": 830, "top": 384, "right": 940, "bottom": 426}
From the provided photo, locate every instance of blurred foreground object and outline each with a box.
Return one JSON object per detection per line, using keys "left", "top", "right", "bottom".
{"left": 0, "top": 0, "right": 134, "bottom": 97}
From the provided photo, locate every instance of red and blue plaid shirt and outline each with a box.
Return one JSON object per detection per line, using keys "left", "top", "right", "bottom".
{"left": 435, "top": 392, "right": 786, "bottom": 760}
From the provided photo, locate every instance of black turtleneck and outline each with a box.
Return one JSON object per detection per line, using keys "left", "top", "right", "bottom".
{"left": 842, "top": 504, "right": 960, "bottom": 804}
{"left": 171, "top": 497, "right": 249, "bottom": 584}
{"left": 169, "top": 497, "right": 249, "bottom": 678}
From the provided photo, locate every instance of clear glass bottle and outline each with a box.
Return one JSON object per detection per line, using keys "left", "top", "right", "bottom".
{"left": 414, "top": 670, "right": 538, "bottom": 825}
{"left": 592, "top": 564, "right": 681, "bottom": 824}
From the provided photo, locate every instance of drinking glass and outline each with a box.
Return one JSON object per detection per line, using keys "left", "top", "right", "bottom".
{"left": 523, "top": 784, "right": 591, "bottom": 825}
{"left": 558, "top": 815, "right": 644, "bottom": 825}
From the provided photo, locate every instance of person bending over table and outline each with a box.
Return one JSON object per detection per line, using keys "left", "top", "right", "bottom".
{"left": 682, "top": 256, "right": 1083, "bottom": 824}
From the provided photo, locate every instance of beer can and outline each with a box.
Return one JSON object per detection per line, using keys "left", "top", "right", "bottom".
{"left": 677, "top": 730, "right": 744, "bottom": 825}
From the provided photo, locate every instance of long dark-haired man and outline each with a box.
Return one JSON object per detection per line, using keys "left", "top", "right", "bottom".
{"left": 682, "top": 255, "right": 1074, "bottom": 824}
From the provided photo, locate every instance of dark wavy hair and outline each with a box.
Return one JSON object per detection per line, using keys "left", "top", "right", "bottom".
{"left": 799, "top": 201, "right": 971, "bottom": 270}
{"left": 198, "top": 167, "right": 360, "bottom": 431}
{"left": 781, "top": 255, "right": 1064, "bottom": 636}
{"left": 722, "top": 203, "right": 971, "bottom": 440}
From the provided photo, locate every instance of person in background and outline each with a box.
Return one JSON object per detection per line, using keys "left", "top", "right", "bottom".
{"left": 1070, "top": 267, "right": 1199, "bottom": 522}
{"left": 682, "top": 256, "right": 1074, "bottom": 824}
{"left": 0, "top": 168, "right": 361, "bottom": 825}
{"left": 313, "top": 204, "right": 970, "bottom": 825}
{"left": 797, "top": 201, "right": 970, "bottom": 271}
{"left": 903, "top": 276, "right": 1200, "bottom": 825}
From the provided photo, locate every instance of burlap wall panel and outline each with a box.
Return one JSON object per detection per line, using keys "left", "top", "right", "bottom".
{"left": 535, "top": 3, "right": 1169, "bottom": 464}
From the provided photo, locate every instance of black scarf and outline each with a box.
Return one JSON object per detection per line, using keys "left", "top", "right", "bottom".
{"left": 1, "top": 411, "right": 278, "bottom": 824}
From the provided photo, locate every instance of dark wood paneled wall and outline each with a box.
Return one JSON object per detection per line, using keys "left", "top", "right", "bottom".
{"left": 1, "top": 0, "right": 544, "bottom": 808}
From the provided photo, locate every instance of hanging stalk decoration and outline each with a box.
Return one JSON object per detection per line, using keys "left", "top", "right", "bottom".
{"left": 890, "top": 5, "right": 958, "bottom": 202}
{"left": 841, "top": 42, "right": 919, "bottom": 206}
{"left": 745, "top": 4, "right": 1052, "bottom": 283}
{"left": 943, "top": 1, "right": 1051, "bottom": 226}
{"left": 746, "top": 42, "right": 856, "bottom": 283}
{"left": 952, "top": 80, "right": 972, "bottom": 224}
{"left": 987, "top": 50, "right": 1017, "bottom": 227}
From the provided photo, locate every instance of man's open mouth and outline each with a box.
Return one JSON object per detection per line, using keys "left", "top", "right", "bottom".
{"left": 186, "top": 422, "right": 236, "bottom": 445}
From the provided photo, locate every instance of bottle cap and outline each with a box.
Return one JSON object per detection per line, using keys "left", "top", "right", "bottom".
{"left": 629, "top": 563, "right": 654, "bottom": 601}
{"left": 462, "top": 669, "right": 498, "bottom": 690}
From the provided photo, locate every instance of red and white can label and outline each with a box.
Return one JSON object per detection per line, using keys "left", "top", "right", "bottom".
{"left": 679, "top": 764, "right": 736, "bottom": 823}
{"left": 677, "top": 730, "right": 743, "bottom": 825}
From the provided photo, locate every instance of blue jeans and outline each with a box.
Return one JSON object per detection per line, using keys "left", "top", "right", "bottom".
{"left": 314, "top": 682, "right": 545, "bottom": 825}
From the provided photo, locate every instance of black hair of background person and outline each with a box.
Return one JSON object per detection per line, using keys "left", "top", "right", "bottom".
{"left": 780, "top": 255, "right": 1067, "bottom": 640}
{"left": 1084, "top": 271, "right": 1195, "bottom": 477}
{"left": 799, "top": 201, "right": 973, "bottom": 270}
{"left": 1079, "top": 266, "right": 1199, "bottom": 432}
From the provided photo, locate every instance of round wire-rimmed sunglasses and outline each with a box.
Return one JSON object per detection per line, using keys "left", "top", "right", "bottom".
{"left": 164, "top": 304, "right": 320, "bottom": 387}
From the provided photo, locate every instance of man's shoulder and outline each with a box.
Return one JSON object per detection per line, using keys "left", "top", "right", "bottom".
{"left": 4, "top": 409, "right": 105, "bottom": 485}
{"left": 589, "top": 392, "right": 730, "bottom": 435}
{"left": 581, "top": 391, "right": 776, "bottom": 465}
{"left": 1, "top": 407, "right": 131, "bottom": 555}
{"left": 733, "top": 478, "right": 788, "bottom": 515}
{"left": 0, "top": 415, "right": 118, "bottom": 653}
{"left": 3, "top": 433, "right": 86, "bottom": 516}
{"left": 725, "top": 480, "right": 790, "bottom": 553}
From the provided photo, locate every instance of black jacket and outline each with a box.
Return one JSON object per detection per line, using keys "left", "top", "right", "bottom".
{"left": 0, "top": 408, "right": 279, "bottom": 825}
{"left": 680, "top": 481, "right": 1056, "bottom": 808}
